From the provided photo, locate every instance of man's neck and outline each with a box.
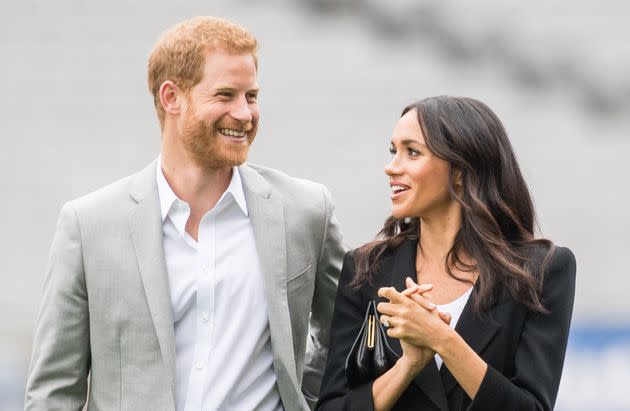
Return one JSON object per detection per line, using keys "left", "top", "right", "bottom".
{"left": 160, "top": 148, "right": 232, "bottom": 217}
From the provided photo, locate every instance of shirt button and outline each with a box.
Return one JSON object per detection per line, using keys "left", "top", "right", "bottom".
{"left": 202, "top": 312, "right": 209, "bottom": 323}
{"left": 195, "top": 362, "right": 204, "bottom": 370}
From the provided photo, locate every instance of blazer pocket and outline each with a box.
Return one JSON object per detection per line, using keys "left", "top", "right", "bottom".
{"left": 287, "top": 263, "right": 312, "bottom": 296}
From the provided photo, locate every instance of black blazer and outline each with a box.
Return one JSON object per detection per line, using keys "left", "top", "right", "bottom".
{"left": 316, "top": 239, "right": 576, "bottom": 411}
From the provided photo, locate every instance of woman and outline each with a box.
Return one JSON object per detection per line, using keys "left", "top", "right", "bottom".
{"left": 316, "top": 96, "right": 576, "bottom": 411}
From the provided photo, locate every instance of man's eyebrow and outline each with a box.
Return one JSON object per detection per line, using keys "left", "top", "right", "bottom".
{"left": 213, "top": 86, "right": 260, "bottom": 92}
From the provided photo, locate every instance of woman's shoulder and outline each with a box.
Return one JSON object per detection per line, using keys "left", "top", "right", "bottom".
{"left": 519, "top": 241, "right": 571, "bottom": 263}
{"left": 547, "top": 245, "right": 576, "bottom": 277}
{"left": 521, "top": 242, "right": 576, "bottom": 283}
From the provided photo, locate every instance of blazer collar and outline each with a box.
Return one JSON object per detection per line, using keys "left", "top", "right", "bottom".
{"left": 128, "top": 159, "right": 177, "bottom": 406}
{"left": 238, "top": 163, "right": 271, "bottom": 199}
{"left": 238, "top": 163, "right": 303, "bottom": 403}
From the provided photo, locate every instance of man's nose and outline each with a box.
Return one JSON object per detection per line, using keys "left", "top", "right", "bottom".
{"left": 230, "top": 96, "right": 253, "bottom": 123}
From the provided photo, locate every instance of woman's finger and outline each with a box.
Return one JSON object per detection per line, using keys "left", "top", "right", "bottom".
{"left": 405, "top": 277, "right": 433, "bottom": 293}
{"left": 377, "top": 286, "right": 407, "bottom": 304}
{"left": 376, "top": 301, "right": 399, "bottom": 316}
{"left": 380, "top": 314, "right": 398, "bottom": 328}
{"left": 404, "top": 276, "right": 415, "bottom": 290}
{"left": 408, "top": 292, "right": 436, "bottom": 311}
{"left": 401, "top": 285, "right": 420, "bottom": 296}
{"left": 438, "top": 311, "right": 452, "bottom": 326}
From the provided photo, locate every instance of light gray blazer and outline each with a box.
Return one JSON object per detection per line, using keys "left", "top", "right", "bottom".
{"left": 25, "top": 160, "right": 345, "bottom": 411}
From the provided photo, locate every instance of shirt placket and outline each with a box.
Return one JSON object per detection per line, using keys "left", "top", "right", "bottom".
{"left": 184, "top": 213, "right": 216, "bottom": 411}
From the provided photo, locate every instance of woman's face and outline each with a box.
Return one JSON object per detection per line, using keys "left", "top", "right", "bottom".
{"left": 385, "top": 110, "right": 454, "bottom": 219}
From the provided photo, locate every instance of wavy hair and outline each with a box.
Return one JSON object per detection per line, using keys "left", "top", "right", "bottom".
{"left": 352, "top": 96, "right": 553, "bottom": 313}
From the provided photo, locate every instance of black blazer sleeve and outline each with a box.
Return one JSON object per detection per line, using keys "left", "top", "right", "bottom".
{"left": 316, "top": 252, "right": 376, "bottom": 411}
{"left": 468, "top": 246, "right": 577, "bottom": 411}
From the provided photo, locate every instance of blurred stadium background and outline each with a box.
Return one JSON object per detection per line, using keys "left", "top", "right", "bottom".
{"left": 1, "top": 1, "right": 629, "bottom": 409}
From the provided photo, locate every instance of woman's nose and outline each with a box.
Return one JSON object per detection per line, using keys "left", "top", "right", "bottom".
{"left": 384, "top": 156, "right": 401, "bottom": 176}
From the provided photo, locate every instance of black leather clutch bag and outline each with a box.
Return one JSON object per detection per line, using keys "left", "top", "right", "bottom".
{"left": 345, "top": 300, "right": 399, "bottom": 387}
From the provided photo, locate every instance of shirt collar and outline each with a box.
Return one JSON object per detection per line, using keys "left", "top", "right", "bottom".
{"left": 156, "top": 156, "right": 249, "bottom": 223}
{"left": 156, "top": 156, "right": 178, "bottom": 223}
{"left": 226, "top": 166, "right": 249, "bottom": 216}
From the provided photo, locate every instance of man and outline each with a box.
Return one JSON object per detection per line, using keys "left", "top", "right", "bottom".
{"left": 25, "top": 17, "right": 344, "bottom": 411}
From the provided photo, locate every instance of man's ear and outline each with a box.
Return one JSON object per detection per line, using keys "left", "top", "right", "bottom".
{"left": 159, "top": 80, "right": 182, "bottom": 117}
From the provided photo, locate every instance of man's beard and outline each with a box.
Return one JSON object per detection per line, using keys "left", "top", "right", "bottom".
{"left": 181, "top": 110, "right": 253, "bottom": 170}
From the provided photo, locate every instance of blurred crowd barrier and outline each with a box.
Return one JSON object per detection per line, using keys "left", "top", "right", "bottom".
{"left": 557, "top": 326, "right": 630, "bottom": 410}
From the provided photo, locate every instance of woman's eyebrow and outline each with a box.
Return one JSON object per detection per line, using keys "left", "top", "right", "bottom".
{"left": 400, "top": 139, "right": 427, "bottom": 148}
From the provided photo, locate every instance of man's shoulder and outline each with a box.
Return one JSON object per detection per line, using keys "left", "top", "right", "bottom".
{"left": 241, "top": 163, "right": 335, "bottom": 225}
{"left": 243, "top": 163, "right": 328, "bottom": 198}
{"left": 67, "top": 161, "right": 154, "bottom": 215}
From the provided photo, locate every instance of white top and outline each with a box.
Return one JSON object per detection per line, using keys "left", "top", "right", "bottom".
{"left": 434, "top": 287, "right": 473, "bottom": 370}
{"left": 157, "top": 159, "right": 282, "bottom": 411}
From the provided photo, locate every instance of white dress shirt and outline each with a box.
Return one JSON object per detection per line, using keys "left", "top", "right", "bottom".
{"left": 156, "top": 160, "right": 282, "bottom": 411}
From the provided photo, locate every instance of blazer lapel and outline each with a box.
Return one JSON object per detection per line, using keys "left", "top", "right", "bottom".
{"left": 439, "top": 292, "right": 500, "bottom": 396}
{"left": 383, "top": 238, "right": 449, "bottom": 411}
{"left": 128, "top": 160, "right": 177, "bottom": 404}
{"left": 239, "top": 165, "right": 300, "bottom": 402}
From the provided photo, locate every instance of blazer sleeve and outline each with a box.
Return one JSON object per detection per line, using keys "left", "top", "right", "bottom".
{"left": 468, "top": 246, "right": 577, "bottom": 411}
{"left": 316, "top": 252, "right": 376, "bottom": 411}
{"left": 24, "top": 202, "right": 90, "bottom": 410}
{"left": 302, "top": 186, "right": 346, "bottom": 409}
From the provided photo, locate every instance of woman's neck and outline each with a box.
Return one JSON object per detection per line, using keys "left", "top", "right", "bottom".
{"left": 416, "top": 204, "right": 477, "bottom": 303}
{"left": 418, "top": 203, "right": 462, "bottom": 264}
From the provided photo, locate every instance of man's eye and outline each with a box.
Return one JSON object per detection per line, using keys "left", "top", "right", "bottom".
{"left": 218, "top": 92, "right": 232, "bottom": 98}
{"left": 389, "top": 147, "right": 396, "bottom": 156}
{"left": 247, "top": 94, "right": 258, "bottom": 102}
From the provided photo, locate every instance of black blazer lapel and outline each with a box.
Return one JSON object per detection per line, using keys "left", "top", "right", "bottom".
{"left": 439, "top": 291, "right": 501, "bottom": 396}
{"left": 379, "top": 239, "right": 414, "bottom": 360}
{"left": 381, "top": 238, "right": 449, "bottom": 411}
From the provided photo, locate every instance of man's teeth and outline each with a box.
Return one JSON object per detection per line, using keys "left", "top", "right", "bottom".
{"left": 392, "top": 185, "right": 409, "bottom": 193}
{"left": 218, "top": 128, "right": 246, "bottom": 137}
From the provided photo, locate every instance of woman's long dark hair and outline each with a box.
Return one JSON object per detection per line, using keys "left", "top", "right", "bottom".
{"left": 352, "top": 96, "right": 553, "bottom": 313}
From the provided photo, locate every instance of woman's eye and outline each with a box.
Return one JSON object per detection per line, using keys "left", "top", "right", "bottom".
{"left": 389, "top": 147, "right": 396, "bottom": 156}
{"left": 408, "top": 148, "right": 420, "bottom": 157}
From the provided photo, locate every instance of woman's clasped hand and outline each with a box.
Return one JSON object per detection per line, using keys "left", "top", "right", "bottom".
{"left": 378, "top": 279, "right": 452, "bottom": 373}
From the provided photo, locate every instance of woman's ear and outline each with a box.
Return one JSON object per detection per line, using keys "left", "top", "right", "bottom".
{"left": 453, "top": 168, "right": 463, "bottom": 189}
